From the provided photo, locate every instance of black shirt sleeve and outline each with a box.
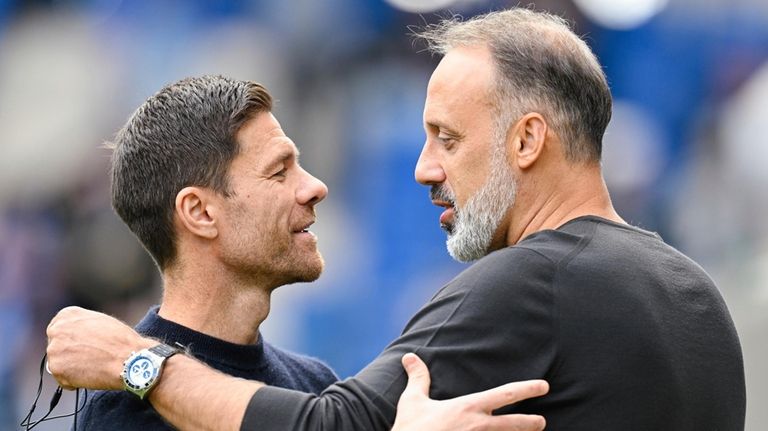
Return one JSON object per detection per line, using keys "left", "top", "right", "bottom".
{"left": 241, "top": 248, "right": 556, "bottom": 431}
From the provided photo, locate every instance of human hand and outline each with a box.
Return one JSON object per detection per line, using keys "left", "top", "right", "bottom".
{"left": 392, "top": 353, "right": 548, "bottom": 431}
{"left": 46, "top": 306, "right": 154, "bottom": 390}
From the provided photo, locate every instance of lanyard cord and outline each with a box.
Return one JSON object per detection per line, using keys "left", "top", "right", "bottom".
{"left": 20, "top": 353, "right": 89, "bottom": 430}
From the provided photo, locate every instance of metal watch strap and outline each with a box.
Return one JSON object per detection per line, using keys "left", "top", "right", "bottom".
{"left": 148, "top": 343, "right": 180, "bottom": 359}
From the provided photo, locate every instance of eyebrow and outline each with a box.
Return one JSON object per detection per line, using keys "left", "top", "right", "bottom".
{"left": 264, "top": 146, "right": 299, "bottom": 171}
{"left": 424, "top": 119, "right": 458, "bottom": 133}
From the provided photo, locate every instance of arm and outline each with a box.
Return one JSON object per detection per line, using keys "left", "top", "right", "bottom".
{"left": 47, "top": 307, "right": 549, "bottom": 431}
{"left": 47, "top": 308, "right": 549, "bottom": 431}
{"left": 158, "top": 352, "right": 550, "bottom": 431}
{"left": 48, "top": 249, "right": 554, "bottom": 430}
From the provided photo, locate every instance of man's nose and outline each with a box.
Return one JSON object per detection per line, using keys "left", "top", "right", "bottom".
{"left": 414, "top": 142, "right": 445, "bottom": 186}
{"left": 297, "top": 169, "right": 328, "bottom": 206}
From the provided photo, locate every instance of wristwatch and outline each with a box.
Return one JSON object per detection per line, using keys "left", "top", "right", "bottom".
{"left": 122, "top": 343, "right": 181, "bottom": 399}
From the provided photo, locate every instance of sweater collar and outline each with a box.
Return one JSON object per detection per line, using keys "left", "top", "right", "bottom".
{"left": 135, "top": 305, "right": 267, "bottom": 371}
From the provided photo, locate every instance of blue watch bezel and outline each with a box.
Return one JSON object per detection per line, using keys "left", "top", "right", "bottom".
{"left": 122, "top": 349, "right": 163, "bottom": 399}
{"left": 124, "top": 354, "right": 160, "bottom": 390}
{"left": 122, "top": 343, "right": 181, "bottom": 399}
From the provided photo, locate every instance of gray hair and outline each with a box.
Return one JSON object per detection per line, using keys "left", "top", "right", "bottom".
{"left": 109, "top": 75, "right": 273, "bottom": 269}
{"left": 416, "top": 8, "right": 612, "bottom": 163}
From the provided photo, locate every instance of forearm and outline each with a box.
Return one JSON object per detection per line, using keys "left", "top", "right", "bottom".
{"left": 240, "top": 378, "right": 397, "bottom": 431}
{"left": 148, "top": 354, "right": 263, "bottom": 431}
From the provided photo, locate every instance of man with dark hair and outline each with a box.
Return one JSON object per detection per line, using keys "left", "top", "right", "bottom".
{"left": 110, "top": 76, "right": 275, "bottom": 271}
{"left": 47, "top": 8, "right": 745, "bottom": 431}
{"left": 73, "top": 75, "right": 339, "bottom": 429}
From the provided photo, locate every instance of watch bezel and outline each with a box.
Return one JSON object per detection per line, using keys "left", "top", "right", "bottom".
{"left": 121, "top": 344, "right": 178, "bottom": 400}
{"left": 123, "top": 352, "right": 161, "bottom": 394}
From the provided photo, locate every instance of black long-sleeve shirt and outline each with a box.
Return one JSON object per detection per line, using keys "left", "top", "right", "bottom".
{"left": 242, "top": 216, "right": 745, "bottom": 430}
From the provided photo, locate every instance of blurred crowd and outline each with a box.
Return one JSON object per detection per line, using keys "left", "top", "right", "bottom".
{"left": 1, "top": 0, "right": 766, "bottom": 429}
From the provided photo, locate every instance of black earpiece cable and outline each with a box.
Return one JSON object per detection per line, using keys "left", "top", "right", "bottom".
{"left": 20, "top": 353, "right": 89, "bottom": 430}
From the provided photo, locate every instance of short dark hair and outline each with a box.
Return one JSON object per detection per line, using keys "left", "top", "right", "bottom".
{"left": 416, "top": 8, "right": 612, "bottom": 163}
{"left": 109, "top": 75, "right": 273, "bottom": 269}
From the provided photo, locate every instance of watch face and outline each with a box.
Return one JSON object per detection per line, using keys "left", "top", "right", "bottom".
{"left": 125, "top": 355, "right": 158, "bottom": 388}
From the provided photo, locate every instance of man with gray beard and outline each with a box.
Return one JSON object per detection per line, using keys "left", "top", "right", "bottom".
{"left": 430, "top": 123, "right": 518, "bottom": 262}
{"left": 46, "top": 7, "right": 745, "bottom": 431}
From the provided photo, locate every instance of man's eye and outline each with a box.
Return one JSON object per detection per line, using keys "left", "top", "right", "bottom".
{"left": 437, "top": 135, "right": 456, "bottom": 147}
{"left": 273, "top": 168, "right": 288, "bottom": 178}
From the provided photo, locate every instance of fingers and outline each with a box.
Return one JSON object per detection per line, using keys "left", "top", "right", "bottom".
{"left": 45, "top": 341, "right": 69, "bottom": 389}
{"left": 45, "top": 306, "right": 93, "bottom": 390}
{"left": 47, "top": 306, "right": 75, "bottom": 335}
{"left": 401, "top": 353, "right": 431, "bottom": 397}
{"left": 469, "top": 380, "right": 549, "bottom": 412}
{"left": 488, "top": 414, "right": 546, "bottom": 431}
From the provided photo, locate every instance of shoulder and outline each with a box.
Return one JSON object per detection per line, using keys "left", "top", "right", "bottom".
{"left": 76, "top": 390, "right": 173, "bottom": 430}
{"left": 453, "top": 217, "right": 654, "bottom": 286}
{"left": 458, "top": 225, "right": 591, "bottom": 280}
{"left": 263, "top": 343, "right": 339, "bottom": 389}
{"left": 437, "top": 240, "right": 561, "bottom": 302}
{"left": 400, "top": 243, "right": 561, "bottom": 339}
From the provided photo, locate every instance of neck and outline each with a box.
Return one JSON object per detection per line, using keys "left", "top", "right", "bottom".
{"left": 506, "top": 163, "right": 624, "bottom": 245}
{"left": 158, "top": 259, "right": 273, "bottom": 345}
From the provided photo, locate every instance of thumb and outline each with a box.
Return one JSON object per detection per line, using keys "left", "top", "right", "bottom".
{"left": 401, "top": 353, "right": 431, "bottom": 397}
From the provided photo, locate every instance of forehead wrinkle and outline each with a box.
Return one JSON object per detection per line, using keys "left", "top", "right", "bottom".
{"left": 264, "top": 135, "right": 299, "bottom": 164}
{"left": 424, "top": 97, "right": 467, "bottom": 133}
{"left": 270, "top": 135, "right": 298, "bottom": 153}
{"left": 423, "top": 95, "right": 458, "bottom": 130}
{"left": 264, "top": 125, "right": 286, "bottom": 139}
{"left": 426, "top": 86, "right": 493, "bottom": 136}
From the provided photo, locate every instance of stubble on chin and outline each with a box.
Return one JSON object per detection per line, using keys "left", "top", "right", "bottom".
{"left": 280, "top": 248, "right": 324, "bottom": 285}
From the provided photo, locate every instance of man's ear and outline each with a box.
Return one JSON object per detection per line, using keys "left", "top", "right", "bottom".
{"left": 508, "top": 112, "right": 548, "bottom": 170}
{"left": 174, "top": 186, "right": 219, "bottom": 240}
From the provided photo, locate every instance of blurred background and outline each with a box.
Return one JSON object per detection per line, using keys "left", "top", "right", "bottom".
{"left": 1, "top": 0, "right": 766, "bottom": 429}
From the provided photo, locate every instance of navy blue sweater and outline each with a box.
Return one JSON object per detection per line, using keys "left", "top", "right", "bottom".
{"left": 74, "top": 307, "right": 338, "bottom": 430}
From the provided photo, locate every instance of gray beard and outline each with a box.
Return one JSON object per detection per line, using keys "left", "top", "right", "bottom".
{"left": 446, "top": 155, "right": 517, "bottom": 262}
